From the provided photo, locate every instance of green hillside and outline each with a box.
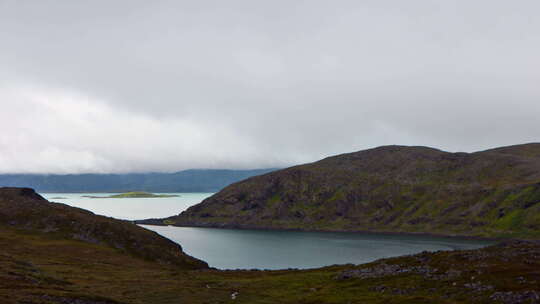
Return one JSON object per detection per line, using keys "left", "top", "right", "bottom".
{"left": 151, "top": 144, "right": 540, "bottom": 239}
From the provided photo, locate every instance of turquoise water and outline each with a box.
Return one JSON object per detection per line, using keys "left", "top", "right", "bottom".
{"left": 41, "top": 192, "right": 213, "bottom": 220}
{"left": 41, "top": 192, "right": 493, "bottom": 270}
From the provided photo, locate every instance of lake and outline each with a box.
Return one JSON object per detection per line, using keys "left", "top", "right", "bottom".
{"left": 42, "top": 192, "right": 493, "bottom": 270}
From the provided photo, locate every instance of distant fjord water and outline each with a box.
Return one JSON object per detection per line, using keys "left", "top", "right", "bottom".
{"left": 42, "top": 192, "right": 213, "bottom": 220}
{"left": 42, "top": 193, "right": 493, "bottom": 270}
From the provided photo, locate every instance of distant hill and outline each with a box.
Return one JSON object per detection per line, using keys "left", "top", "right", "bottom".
{"left": 147, "top": 143, "right": 540, "bottom": 239}
{"left": 0, "top": 168, "right": 277, "bottom": 193}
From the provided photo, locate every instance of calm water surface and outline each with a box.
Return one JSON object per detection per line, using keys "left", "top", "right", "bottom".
{"left": 140, "top": 225, "right": 492, "bottom": 269}
{"left": 41, "top": 192, "right": 493, "bottom": 270}
{"left": 42, "top": 192, "right": 213, "bottom": 220}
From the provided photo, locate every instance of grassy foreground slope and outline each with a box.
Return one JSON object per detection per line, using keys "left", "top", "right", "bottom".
{"left": 153, "top": 143, "right": 540, "bottom": 239}
{"left": 1, "top": 187, "right": 539, "bottom": 303}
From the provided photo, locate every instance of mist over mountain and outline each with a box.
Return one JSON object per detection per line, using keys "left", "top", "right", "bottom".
{"left": 0, "top": 169, "right": 277, "bottom": 193}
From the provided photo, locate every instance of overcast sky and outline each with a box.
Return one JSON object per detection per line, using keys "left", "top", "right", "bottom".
{"left": 1, "top": 0, "right": 539, "bottom": 174}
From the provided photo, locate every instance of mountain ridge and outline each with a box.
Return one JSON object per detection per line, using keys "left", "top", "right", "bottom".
{"left": 144, "top": 143, "right": 540, "bottom": 239}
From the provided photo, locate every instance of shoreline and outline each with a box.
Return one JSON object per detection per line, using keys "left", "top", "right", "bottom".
{"left": 136, "top": 221, "right": 505, "bottom": 242}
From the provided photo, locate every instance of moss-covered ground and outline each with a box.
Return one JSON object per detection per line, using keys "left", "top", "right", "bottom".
{"left": 1, "top": 225, "right": 539, "bottom": 304}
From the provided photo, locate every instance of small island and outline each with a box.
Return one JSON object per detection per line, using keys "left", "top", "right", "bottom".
{"left": 82, "top": 191, "right": 180, "bottom": 199}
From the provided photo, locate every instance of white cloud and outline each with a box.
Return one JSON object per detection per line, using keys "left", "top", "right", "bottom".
{"left": 0, "top": 85, "right": 282, "bottom": 173}
{"left": 0, "top": 1, "right": 539, "bottom": 173}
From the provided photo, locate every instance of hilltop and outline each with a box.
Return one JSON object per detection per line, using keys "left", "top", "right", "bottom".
{"left": 147, "top": 143, "right": 540, "bottom": 239}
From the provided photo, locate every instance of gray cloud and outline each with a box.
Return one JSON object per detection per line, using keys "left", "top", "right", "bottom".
{"left": 1, "top": 0, "right": 539, "bottom": 173}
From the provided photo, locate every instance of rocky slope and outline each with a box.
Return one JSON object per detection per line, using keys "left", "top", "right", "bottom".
{"left": 2, "top": 225, "right": 539, "bottom": 303}
{"left": 148, "top": 143, "right": 540, "bottom": 238}
{"left": 0, "top": 187, "right": 207, "bottom": 269}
